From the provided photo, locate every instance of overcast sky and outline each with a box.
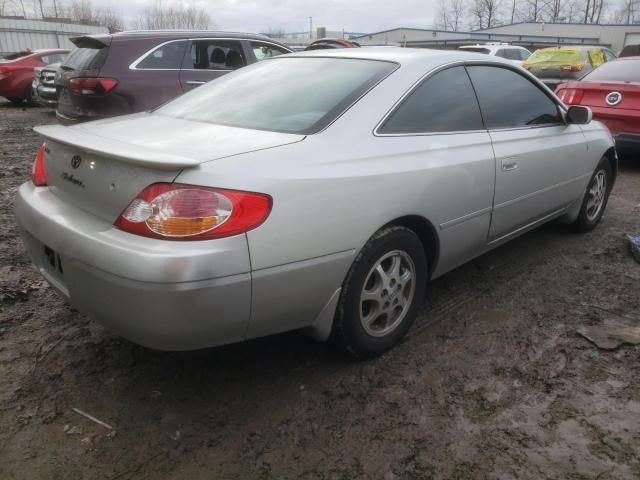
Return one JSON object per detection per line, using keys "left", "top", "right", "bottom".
{"left": 120, "top": 0, "right": 437, "bottom": 35}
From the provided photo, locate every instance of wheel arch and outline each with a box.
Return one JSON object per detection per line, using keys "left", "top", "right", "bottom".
{"left": 380, "top": 215, "right": 440, "bottom": 279}
{"left": 603, "top": 147, "right": 618, "bottom": 185}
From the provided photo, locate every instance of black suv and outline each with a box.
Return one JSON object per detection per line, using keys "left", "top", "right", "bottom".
{"left": 55, "top": 31, "right": 293, "bottom": 123}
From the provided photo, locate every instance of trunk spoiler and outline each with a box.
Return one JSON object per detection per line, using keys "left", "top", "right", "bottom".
{"left": 70, "top": 35, "right": 112, "bottom": 49}
{"left": 34, "top": 125, "right": 199, "bottom": 170}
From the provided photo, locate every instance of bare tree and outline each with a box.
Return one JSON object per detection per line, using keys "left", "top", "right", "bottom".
{"left": 261, "top": 27, "right": 286, "bottom": 37}
{"left": 470, "top": 0, "right": 503, "bottom": 28}
{"left": 436, "top": 0, "right": 466, "bottom": 30}
{"left": 134, "top": 0, "right": 211, "bottom": 30}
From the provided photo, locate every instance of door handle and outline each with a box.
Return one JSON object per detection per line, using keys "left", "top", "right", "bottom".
{"left": 186, "top": 80, "right": 206, "bottom": 85}
{"left": 501, "top": 157, "right": 518, "bottom": 171}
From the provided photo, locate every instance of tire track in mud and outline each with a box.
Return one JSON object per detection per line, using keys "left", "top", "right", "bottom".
{"left": 407, "top": 229, "right": 558, "bottom": 340}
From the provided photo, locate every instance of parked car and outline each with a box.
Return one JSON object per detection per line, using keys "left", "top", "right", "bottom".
{"left": 459, "top": 43, "right": 531, "bottom": 65}
{"left": 304, "top": 39, "right": 361, "bottom": 50}
{"left": 523, "top": 46, "right": 617, "bottom": 89}
{"left": 15, "top": 48, "right": 615, "bottom": 357}
{"left": 55, "top": 31, "right": 294, "bottom": 124}
{"left": 32, "top": 62, "right": 61, "bottom": 108}
{"left": 556, "top": 56, "right": 640, "bottom": 154}
{"left": 0, "top": 48, "right": 68, "bottom": 104}
{"left": 619, "top": 44, "right": 640, "bottom": 57}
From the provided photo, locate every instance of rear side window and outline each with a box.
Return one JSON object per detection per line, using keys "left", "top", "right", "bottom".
{"left": 467, "top": 66, "right": 562, "bottom": 129}
{"left": 185, "top": 40, "right": 246, "bottom": 70}
{"left": 40, "top": 53, "right": 66, "bottom": 64}
{"left": 502, "top": 49, "right": 523, "bottom": 61}
{"left": 137, "top": 41, "right": 187, "bottom": 69}
{"left": 63, "top": 47, "right": 108, "bottom": 71}
{"left": 379, "top": 66, "right": 483, "bottom": 134}
{"left": 461, "top": 47, "right": 490, "bottom": 54}
{"left": 251, "top": 41, "right": 290, "bottom": 61}
{"left": 584, "top": 59, "right": 640, "bottom": 82}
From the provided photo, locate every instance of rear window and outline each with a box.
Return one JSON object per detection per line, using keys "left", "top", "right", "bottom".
{"left": 461, "top": 47, "right": 490, "bottom": 54}
{"left": 62, "top": 47, "right": 108, "bottom": 71}
{"left": 2, "top": 50, "right": 32, "bottom": 60}
{"left": 524, "top": 49, "right": 587, "bottom": 67}
{"left": 156, "top": 57, "right": 397, "bottom": 135}
{"left": 583, "top": 59, "right": 640, "bottom": 82}
{"left": 620, "top": 45, "right": 640, "bottom": 57}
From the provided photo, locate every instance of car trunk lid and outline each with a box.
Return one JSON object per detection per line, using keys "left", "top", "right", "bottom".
{"left": 35, "top": 114, "right": 304, "bottom": 222}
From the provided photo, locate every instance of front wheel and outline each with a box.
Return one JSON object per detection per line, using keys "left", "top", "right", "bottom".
{"left": 331, "top": 226, "right": 427, "bottom": 357}
{"left": 571, "top": 157, "right": 613, "bottom": 232}
{"left": 6, "top": 97, "right": 24, "bottom": 105}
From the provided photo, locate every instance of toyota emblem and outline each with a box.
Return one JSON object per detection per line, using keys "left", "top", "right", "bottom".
{"left": 71, "top": 155, "right": 82, "bottom": 169}
{"left": 605, "top": 91, "right": 622, "bottom": 106}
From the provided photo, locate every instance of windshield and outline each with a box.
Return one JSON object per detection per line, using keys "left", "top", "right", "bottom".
{"left": 584, "top": 59, "right": 640, "bottom": 82}
{"left": 156, "top": 57, "right": 397, "bottom": 134}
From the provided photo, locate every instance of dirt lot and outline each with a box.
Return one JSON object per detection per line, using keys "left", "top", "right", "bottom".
{"left": 0, "top": 99, "right": 639, "bottom": 480}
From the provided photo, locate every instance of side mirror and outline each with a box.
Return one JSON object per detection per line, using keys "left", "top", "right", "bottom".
{"left": 567, "top": 105, "right": 592, "bottom": 125}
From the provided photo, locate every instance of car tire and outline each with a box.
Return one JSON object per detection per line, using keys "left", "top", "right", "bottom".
{"left": 571, "top": 157, "right": 613, "bottom": 232}
{"left": 331, "top": 226, "right": 427, "bottom": 358}
{"left": 25, "top": 86, "right": 38, "bottom": 107}
{"left": 6, "top": 97, "right": 24, "bottom": 104}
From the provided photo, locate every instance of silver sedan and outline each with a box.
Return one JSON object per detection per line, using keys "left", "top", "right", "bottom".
{"left": 14, "top": 48, "right": 616, "bottom": 357}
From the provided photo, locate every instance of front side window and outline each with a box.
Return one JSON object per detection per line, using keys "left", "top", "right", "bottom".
{"left": 137, "top": 41, "right": 187, "bottom": 69}
{"left": 251, "top": 41, "right": 290, "bottom": 61}
{"left": 604, "top": 49, "right": 617, "bottom": 62}
{"left": 156, "top": 57, "right": 397, "bottom": 134}
{"left": 379, "top": 66, "right": 483, "bottom": 134}
{"left": 467, "top": 65, "right": 562, "bottom": 129}
{"left": 186, "top": 40, "right": 246, "bottom": 70}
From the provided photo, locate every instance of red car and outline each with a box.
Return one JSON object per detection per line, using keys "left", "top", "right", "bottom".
{"left": 556, "top": 56, "right": 640, "bottom": 154}
{"left": 0, "top": 48, "right": 69, "bottom": 105}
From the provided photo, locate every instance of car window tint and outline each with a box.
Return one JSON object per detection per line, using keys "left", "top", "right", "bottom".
{"left": 495, "top": 49, "right": 508, "bottom": 58}
{"left": 379, "top": 66, "right": 483, "bottom": 134}
{"left": 137, "top": 41, "right": 187, "bottom": 69}
{"left": 502, "top": 49, "right": 521, "bottom": 60}
{"left": 62, "top": 47, "right": 108, "bottom": 71}
{"left": 186, "top": 40, "right": 246, "bottom": 70}
{"left": 157, "top": 57, "right": 397, "bottom": 135}
{"left": 40, "top": 53, "right": 65, "bottom": 64}
{"left": 467, "top": 65, "right": 561, "bottom": 129}
{"left": 604, "top": 49, "right": 617, "bottom": 62}
{"left": 250, "top": 41, "right": 290, "bottom": 61}
{"left": 519, "top": 49, "right": 531, "bottom": 61}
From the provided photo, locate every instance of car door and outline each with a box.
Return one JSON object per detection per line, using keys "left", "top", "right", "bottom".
{"left": 127, "top": 40, "right": 188, "bottom": 111}
{"left": 179, "top": 39, "right": 247, "bottom": 92}
{"left": 466, "top": 64, "right": 589, "bottom": 241}
{"left": 375, "top": 66, "right": 496, "bottom": 274}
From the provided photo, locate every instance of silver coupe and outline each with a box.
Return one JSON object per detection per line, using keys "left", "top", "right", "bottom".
{"left": 14, "top": 48, "right": 616, "bottom": 356}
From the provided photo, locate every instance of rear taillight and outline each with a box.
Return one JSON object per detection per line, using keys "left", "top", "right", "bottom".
{"left": 32, "top": 143, "right": 47, "bottom": 187}
{"left": 69, "top": 77, "right": 118, "bottom": 96}
{"left": 0, "top": 65, "right": 17, "bottom": 79}
{"left": 560, "top": 64, "right": 585, "bottom": 72}
{"left": 556, "top": 88, "right": 584, "bottom": 105}
{"left": 114, "top": 183, "right": 272, "bottom": 240}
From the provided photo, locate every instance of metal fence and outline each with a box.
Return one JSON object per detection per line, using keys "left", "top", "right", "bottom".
{"left": 0, "top": 18, "right": 108, "bottom": 56}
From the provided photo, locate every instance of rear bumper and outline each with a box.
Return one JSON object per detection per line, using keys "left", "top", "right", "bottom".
{"left": 612, "top": 132, "right": 640, "bottom": 153}
{"left": 14, "top": 182, "right": 253, "bottom": 350}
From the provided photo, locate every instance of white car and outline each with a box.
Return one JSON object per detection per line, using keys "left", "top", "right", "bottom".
{"left": 459, "top": 44, "right": 531, "bottom": 65}
{"left": 15, "top": 48, "right": 615, "bottom": 357}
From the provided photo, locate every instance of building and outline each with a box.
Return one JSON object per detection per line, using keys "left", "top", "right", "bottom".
{"left": 0, "top": 17, "right": 108, "bottom": 57}
{"left": 481, "top": 22, "right": 640, "bottom": 53}
{"left": 353, "top": 23, "right": 640, "bottom": 53}
{"left": 264, "top": 27, "right": 367, "bottom": 49}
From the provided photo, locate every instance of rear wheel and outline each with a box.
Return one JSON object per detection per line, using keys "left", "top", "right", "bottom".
{"left": 571, "top": 157, "right": 613, "bottom": 232}
{"left": 331, "top": 226, "right": 427, "bottom": 357}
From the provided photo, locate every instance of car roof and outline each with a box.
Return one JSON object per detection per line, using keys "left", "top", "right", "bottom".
{"left": 110, "top": 30, "right": 277, "bottom": 42}
{"left": 288, "top": 46, "right": 514, "bottom": 67}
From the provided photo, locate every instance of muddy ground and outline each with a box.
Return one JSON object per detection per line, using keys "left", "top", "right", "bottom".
{"left": 0, "top": 99, "right": 639, "bottom": 480}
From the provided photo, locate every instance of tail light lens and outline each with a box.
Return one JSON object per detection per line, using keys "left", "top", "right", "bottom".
{"left": 32, "top": 143, "right": 47, "bottom": 186}
{"left": 556, "top": 88, "right": 584, "bottom": 105}
{"left": 0, "top": 65, "right": 17, "bottom": 79}
{"left": 69, "top": 77, "right": 118, "bottom": 96}
{"left": 114, "top": 183, "right": 272, "bottom": 240}
{"left": 560, "top": 64, "right": 585, "bottom": 72}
